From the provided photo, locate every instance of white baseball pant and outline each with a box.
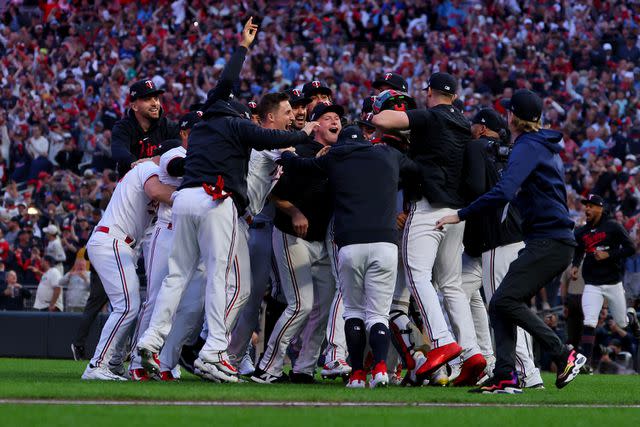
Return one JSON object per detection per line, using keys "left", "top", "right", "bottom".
{"left": 460, "top": 253, "right": 494, "bottom": 363}
{"left": 403, "top": 199, "right": 479, "bottom": 358}
{"left": 482, "top": 241, "right": 541, "bottom": 383}
{"left": 86, "top": 231, "right": 141, "bottom": 368}
{"left": 258, "top": 228, "right": 335, "bottom": 376}
{"left": 225, "top": 218, "right": 252, "bottom": 334}
{"left": 137, "top": 187, "right": 238, "bottom": 363}
{"left": 582, "top": 283, "right": 628, "bottom": 328}
{"left": 324, "top": 221, "right": 347, "bottom": 364}
{"left": 339, "top": 242, "right": 397, "bottom": 330}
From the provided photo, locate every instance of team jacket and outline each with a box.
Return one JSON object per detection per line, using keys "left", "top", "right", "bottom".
{"left": 406, "top": 105, "right": 471, "bottom": 208}
{"left": 458, "top": 129, "right": 575, "bottom": 243}
{"left": 462, "top": 137, "right": 523, "bottom": 257}
{"left": 111, "top": 108, "right": 179, "bottom": 177}
{"left": 279, "top": 140, "right": 419, "bottom": 248}
{"left": 573, "top": 215, "right": 635, "bottom": 285}
{"left": 272, "top": 138, "right": 334, "bottom": 242}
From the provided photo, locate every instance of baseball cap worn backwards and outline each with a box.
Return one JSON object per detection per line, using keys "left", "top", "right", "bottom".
{"left": 129, "top": 79, "right": 165, "bottom": 101}
{"left": 426, "top": 72, "right": 457, "bottom": 95}
{"left": 309, "top": 102, "right": 344, "bottom": 121}
{"left": 337, "top": 125, "right": 367, "bottom": 145}
{"left": 500, "top": 89, "right": 543, "bottom": 122}
{"left": 179, "top": 111, "right": 203, "bottom": 130}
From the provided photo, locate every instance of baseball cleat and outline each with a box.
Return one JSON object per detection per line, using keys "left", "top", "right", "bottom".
{"left": 250, "top": 367, "right": 290, "bottom": 384}
{"left": 555, "top": 346, "right": 586, "bottom": 389}
{"left": 129, "top": 368, "right": 151, "bottom": 381}
{"left": 159, "top": 371, "right": 177, "bottom": 381}
{"left": 346, "top": 369, "right": 367, "bottom": 388}
{"left": 415, "top": 342, "right": 463, "bottom": 383}
{"left": 71, "top": 343, "right": 85, "bottom": 361}
{"left": 453, "top": 353, "right": 487, "bottom": 386}
{"left": 369, "top": 361, "right": 389, "bottom": 388}
{"left": 139, "top": 348, "right": 161, "bottom": 377}
{"left": 289, "top": 371, "right": 316, "bottom": 384}
{"left": 321, "top": 359, "right": 352, "bottom": 379}
{"left": 238, "top": 352, "right": 255, "bottom": 376}
{"left": 400, "top": 352, "right": 428, "bottom": 387}
{"left": 429, "top": 365, "right": 449, "bottom": 387}
{"left": 194, "top": 358, "right": 239, "bottom": 383}
{"left": 469, "top": 372, "right": 522, "bottom": 394}
{"left": 81, "top": 364, "right": 127, "bottom": 381}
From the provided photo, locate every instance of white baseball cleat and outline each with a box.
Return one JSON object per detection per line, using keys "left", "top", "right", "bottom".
{"left": 321, "top": 359, "right": 352, "bottom": 379}
{"left": 346, "top": 369, "right": 367, "bottom": 388}
{"left": 429, "top": 365, "right": 449, "bottom": 387}
{"left": 369, "top": 361, "right": 389, "bottom": 388}
{"left": 82, "top": 364, "right": 128, "bottom": 381}
{"left": 238, "top": 352, "right": 255, "bottom": 376}
{"left": 194, "top": 357, "right": 239, "bottom": 383}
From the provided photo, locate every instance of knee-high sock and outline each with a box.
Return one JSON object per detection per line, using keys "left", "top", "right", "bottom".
{"left": 580, "top": 326, "right": 596, "bottom": 366}
{"left": 369, "top": 323, "right": 390, "bottom": 365}
{"left": 345, "top": 318, "right": 366, "bottom": 371}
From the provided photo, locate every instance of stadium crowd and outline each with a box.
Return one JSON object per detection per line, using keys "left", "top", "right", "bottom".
{"left": 0, "top": 0, "right": 639, "bottom": 374}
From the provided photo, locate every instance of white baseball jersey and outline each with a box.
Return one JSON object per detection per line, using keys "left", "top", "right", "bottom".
{"left": 157, "top": 146, "right": 186, "bottom": 224}
{"left": 96, "top": 161, "right": 160, "bottom": 242}
{"left": 246, "top": 149, "right": 282, "bottom": 217}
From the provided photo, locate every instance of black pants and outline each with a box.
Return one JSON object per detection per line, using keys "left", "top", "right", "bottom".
{"left": 565, "top": 293, "right": 584, "bottom": 350}
{"left": 73, "top": 265, "right": 108, "bottom": 347}
{"left": 490, "top": 238, "right": 574, "bottom": 377}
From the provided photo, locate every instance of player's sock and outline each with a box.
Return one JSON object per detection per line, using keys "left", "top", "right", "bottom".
{"left": 369, "top": 323, "right": 390, "bottom": 364}
{"left": 580, "top": 326, "right": 596, "bottom": 366}
{"left": 345, "top": 318, "right": 366, "bottom": 371}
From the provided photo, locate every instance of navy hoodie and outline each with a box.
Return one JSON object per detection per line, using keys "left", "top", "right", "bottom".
{"left": 458, "top": 129, "right": 575, "bottom": 243}
{"left": 280, "top": 136, "right": 419, "bottom": 248}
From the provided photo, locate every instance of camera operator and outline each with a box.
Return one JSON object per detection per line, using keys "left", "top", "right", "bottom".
{"left": 460, "top": 109, "right": 543, "bottom": 388}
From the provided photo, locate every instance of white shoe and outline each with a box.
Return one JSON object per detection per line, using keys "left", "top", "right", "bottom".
{"left": 82, "top": 364, "right": 127, "bottom": 381}
{"left": 429, "top": 365, "right": 449, "bottom": 387}
{"left": 194, "top": 357, "right": 239, "bottom": 383}
{"left": 519, "top": 368, "right": 544, "bottom": 389}
{"left": 238, "top": 352, "right": 255, "bottom": 376}
{"left": 447, "top": 363, "right": 461, "bottom": 383}
{"left": 171, "top": 365, "right": 181, "bottom": 380}
{"left": 321, "top": 359, "right": 352, "bottom": 379}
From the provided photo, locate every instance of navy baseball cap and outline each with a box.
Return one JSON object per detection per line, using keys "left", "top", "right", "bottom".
{"left": 373, "top": 72, "right": 408, "bottom": 92}
{"left": 337, "top": 125, "right": 367, "bottom": 145}
{"left": 247, "top": 101, "right": 258, "bottom": 114}
{"left": 153, "top": 139, "right": 181, "bottom": 156}
{"left": 426, "top": 72, "right": 457, "bottom": 95}
{"left": 581, "top": 194, "right": 604, "bottom": 207}
{"left": 285, "top": 88, "right": 312, "bottom": 107}
{"left": 129, "top": 79, "right": 164, "bottom": 101}
{"left": 356, "top": 96, "right": 377, "bottom": 129}
{"left": 179, "top": 111, "right": 202, "bottom": 130}
{"left": 302, "top": 80, "right": 332, "bottom": 98}
{"left": 500, "top": 89, "right": 543, "bottom": 122}
{"left": 309, "top": 102, "right": 344, "bottom": 121}
{"left": 472, "top": 109, "right": 506, "bottom": 133}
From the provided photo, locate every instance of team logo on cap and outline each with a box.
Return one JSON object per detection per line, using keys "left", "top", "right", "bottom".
{"left": 384, "top": 73, "right": 393, "bottom": 80}
{"left": 312, "top": 81, "right": 321, "bottom": 88}
{"left": 292, "top": 89, "right": 302, "bottom": 97}
{"left": 444, "top": 85, "right": 451, "bottom": 91}
{"left": 248, "top": 101, "right": 257, "bottom": 109}
{"left": 181, "top": 121, "right": 188, "bottom": 127}
{"left": 145, "top": 80, "right": 154, "bottom": 89}
{"left": 196, "top": 111, "right": 203, "bottom": 117}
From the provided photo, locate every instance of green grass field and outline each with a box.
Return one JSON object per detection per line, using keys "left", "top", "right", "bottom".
{"left": 0, "top": 358, "right": 638, "bottom": 427}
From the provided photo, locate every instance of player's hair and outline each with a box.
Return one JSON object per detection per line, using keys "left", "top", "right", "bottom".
{"left": 257, "top": 92, "right": 290, "bottom": 121}
{"left": 431, "top": 89, "right": 455, "bottom": 100}
{"left": 510, "top": 114, "right": 542, "bottom": 133}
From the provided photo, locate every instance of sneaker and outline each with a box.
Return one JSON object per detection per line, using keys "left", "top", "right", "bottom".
{"left": 130, "top": 368, "right": 150, "bottom": 381}
{"left": 555, "top": 346, "right": 587, "bottom": 389}
{"left": 194, "top": 357, "right": 239, "bottom": 383}
{"left": 415, "top": 342, "right": 463, "bottom": 383}
{"left": 138, "top": 348, "right": 161, "bottom": 376}
{"left": 469, "top": 372, "right": 522, "bottom": 394}
{"left": 321, "top": 359, "right": 352, "bottom": 380}
{"left": 346, "top": 369, "right": 367, "bottom": 388}
{"left": 82, "top": 364, "right": 127, "bottom": 381}
{"left": 238, "top": 352, "right": 255, "bottom": 376}
{"left": 289, "top": 371, "right": 315, "bottom": 384}
{"left": 453, "top": 353, "right": 487, "bottom": 386}
{"left": 250, "top": 367, "right": 289, "bottom": 384}
{"left": 159, "top": 371, "right": 177, "bottom": 381}
{"left": 71, "top": 343, "right": 85, "bottom": 361}
{"left": 429, "top": 365, "right": 449, "bottom": 387}
{"left": 628, "top": 308, "right": 640, "bottom": 339}
{"left": 369, "top": 361, "right": 389, "bottom": 388}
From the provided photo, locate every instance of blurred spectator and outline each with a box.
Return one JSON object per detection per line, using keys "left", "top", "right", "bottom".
{"left": 43, "top": 224, "right": 66, "bottom": 272}
{"left": 32, "top": 255, "right": 63, "bottom": 312}
{"left": 0, "top": 269, "right": 31, "bottom": 311}
{"left": 59, "top": 257, "right": 90, "bottom": 313}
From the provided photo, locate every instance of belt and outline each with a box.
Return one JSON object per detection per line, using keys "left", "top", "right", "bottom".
{"left": 96, "top": 226, "right": 135, "bottom": 246}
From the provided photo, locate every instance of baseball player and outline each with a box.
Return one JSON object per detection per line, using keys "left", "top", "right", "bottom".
{"left": 284, "top": 89, "right": 311, "bottom": 131}
{"left": 372, "top": 72, "right": 409, "bottom": 93}
{"left": 251, "top": 102, "right": 342, "bottom": 384}
{"left": 302, "top": 81, "right": 332, "bottom": 117}
{"left": 437, "top": 89, "right": 587, "bottom": 393}
{"left": 81, "top": 143, "right": 178, "bottom": 380}
{"left": 372, "top": 73, "right": 479, "bottom": 383}
{"left": 355, "top": 96, "right": 377, "bottom": 141}
{"left": 572, "top": 194, "right": 635, "bottom": 370}
{"left": 136, "top": 22, "right": 317, "bottom": 382}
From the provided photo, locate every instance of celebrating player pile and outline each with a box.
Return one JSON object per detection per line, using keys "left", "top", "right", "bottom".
{"left": 80, "top": 17, "right": 591, "bottom": 394}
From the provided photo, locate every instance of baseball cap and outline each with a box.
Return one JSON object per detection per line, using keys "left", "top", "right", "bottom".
{"left": 373, "top": 72, "right": 408, "bottom": 92}
{"left": 309, "top": 102, "right": 344, "bottom": 122}
{"left": 285, "top": 88, "right": 312, "bottom": 107}
{"left": 356, "top": 96, "right": 377, "bottom": 129}
{"left": 247, "top": 101, "right": 258, "bottom": 115}
{"left": 626, "top": 154, "right": 637, "bottom": 162}
{"left": 302, "top": 80, "right": 332, "bottom": 98}
{"left": 500, "top": 89, "right": 543, "bottom": 122}
{"left": 426, "top": 72, "right": 457, "bottom": 95}
{"left": 153, "top": 139, "right": 181, "bottom": 156}
{"left": 472, "top": 109, "right": 506, "bottom": 133}
{"left": 179, "top": 111, "right": 202, "bottom": 131}
{"left": 581, "top": 194, "right": 604, "bottom": 207}
{"left": 337, "top": 125, "right": 367, "bottom": 145}
{"left": 129, "top": 79, "right": 165, "bottom": 101}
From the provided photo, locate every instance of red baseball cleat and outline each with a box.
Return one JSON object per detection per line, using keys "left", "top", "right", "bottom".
{"left": 415, "top": 342, "right": 462, "bottom": 382}
{"left": 453, "top": 353, "right": 487, "bottom": 386}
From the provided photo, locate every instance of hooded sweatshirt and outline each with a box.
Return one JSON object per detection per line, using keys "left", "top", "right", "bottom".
{"left": 280, "top": 136, "right": 419, "bottom": 248}
{"left": 458, "top": 129, "right": 575, "bottom": 243}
